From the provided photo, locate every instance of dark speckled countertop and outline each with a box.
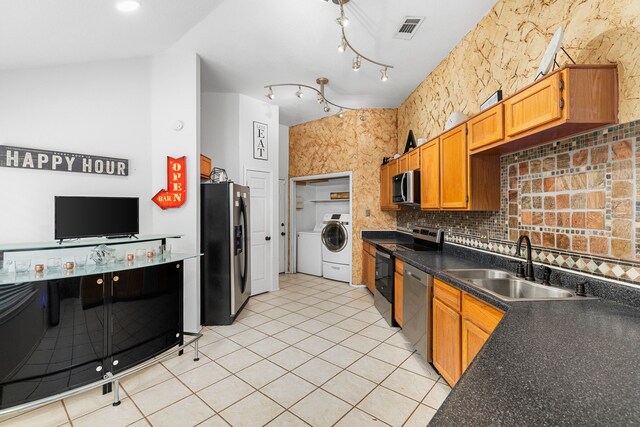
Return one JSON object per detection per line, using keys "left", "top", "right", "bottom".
{"left": 362, "top": 233, "right": 640, "bottom": 425}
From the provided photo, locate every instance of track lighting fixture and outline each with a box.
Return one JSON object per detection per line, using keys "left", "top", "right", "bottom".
{"left": 352, "top": 56, "right": 361, "bottom": 71}
{"left": 265, "top": 86, "right": 274, "bottom": 100}
{"left": 263, "top": 77, "right": 353, "bottom": 117}
{"left": 380, "top": 67, "right": 389, "bottom": 81}
{"left": 328, "top": 0, "right": 394, "bottom": 80}
{"left": 337, "top": 109, "right": 344, "bottom": 119}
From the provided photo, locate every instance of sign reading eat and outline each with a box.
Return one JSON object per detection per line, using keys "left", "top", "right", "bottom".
{"left": 152, "top": 156, "right": 187, "bottom": 209}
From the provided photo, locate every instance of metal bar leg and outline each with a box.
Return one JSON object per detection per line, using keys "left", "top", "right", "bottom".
{"left": 193, "top": 337, "right": 200, "bottom": 362}
{"left": 112, "top": 379, "right": 121, "bottom": 407}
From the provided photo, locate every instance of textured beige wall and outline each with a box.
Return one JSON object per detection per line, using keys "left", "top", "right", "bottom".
{"left": 398, "top": 0, "right": 640, "bottom": 148}
{"left": 289, "top": 109, "right": 398, "bottom": 283}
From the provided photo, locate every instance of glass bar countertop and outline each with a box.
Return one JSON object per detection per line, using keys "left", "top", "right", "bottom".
{"left": 0, "top": 253, "right": 201, "bottom": 286}
{"left": 0, "top": 234, "right": 183, "bottom": 253}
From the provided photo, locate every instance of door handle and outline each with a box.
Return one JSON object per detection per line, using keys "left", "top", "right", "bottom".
{"left": 265, "top": 236, "right": 271, "bottom": 241}
{"left": 281, "top": 232, "right": 286, "bottom": 236}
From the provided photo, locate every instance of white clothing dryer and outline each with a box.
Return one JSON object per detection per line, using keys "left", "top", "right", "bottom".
{"left": 297, "top": 222, "right": 325, "bottom": 277}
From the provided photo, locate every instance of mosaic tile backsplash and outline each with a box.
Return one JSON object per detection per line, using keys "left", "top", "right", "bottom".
{"left": 397, "top": 120, "right": 640, "bottom": 284}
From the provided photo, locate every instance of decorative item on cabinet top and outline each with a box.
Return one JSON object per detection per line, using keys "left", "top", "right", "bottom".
{"left": 200, "top": 154, "right": 212, "bottom": 179}
{"left": 403, "top": 130, "right": 417, "bottom": 153}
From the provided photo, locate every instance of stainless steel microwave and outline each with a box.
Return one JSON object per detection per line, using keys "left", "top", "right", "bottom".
{"left": 392, "top": 170, "right": 420, "bottom": 205}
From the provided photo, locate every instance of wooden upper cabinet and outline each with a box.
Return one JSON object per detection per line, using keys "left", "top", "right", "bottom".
{"left": 420, "top": 138, "right": 440, "bottom": 209}
{"left": 408, "top": 149, "right": 420, "bottom": 170}
{"left": 440, "top": 124, "right": 468, "bottom": 209}
{"left": 505, "top": 72, "right": 563, "bottom": 137}
{"left": 380, "top": 160, "right": 399, "bottom": 211}
{"left": 468, "top": 104, "right": 504, "bottom": 152}
{"left": 398, "top": 156, "right": 408, "bottom": 173}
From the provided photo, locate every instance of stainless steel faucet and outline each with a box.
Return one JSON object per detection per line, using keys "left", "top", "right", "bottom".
{"left": 516, "top": 235, "right": 536, "bottom": 281}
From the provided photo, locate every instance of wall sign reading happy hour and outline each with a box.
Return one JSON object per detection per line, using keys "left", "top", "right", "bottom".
{"left": 0, "top": 145, "right": 129, "bottom": 176}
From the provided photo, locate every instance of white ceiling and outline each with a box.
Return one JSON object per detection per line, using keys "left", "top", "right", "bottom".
{"left": 0, "top": 0, "right": 496, "bottom": 126}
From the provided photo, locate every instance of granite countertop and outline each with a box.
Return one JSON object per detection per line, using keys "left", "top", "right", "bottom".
{"left": 362, "top": 235, "right": 640, "bottom": 425}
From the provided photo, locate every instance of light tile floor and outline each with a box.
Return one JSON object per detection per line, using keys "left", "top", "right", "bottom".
{"left": 0, "top": 274, "right": 451, "bottom": 427}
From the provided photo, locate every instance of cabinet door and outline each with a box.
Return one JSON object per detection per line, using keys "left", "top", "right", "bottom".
{"left": 388, "top": 160, "right": 399, "bottom": 210}
{"left": 362, "top": 248, "right": 369, "bottom": 288}
{"left": 0, "top": 275, "right": 105, "bottom": 409}
{"left": 433, "top": 297, "right": 461, "bottom": 387}
{"left": 468, "top": 104, "right": 504, "bottom": 152}
{"left": 462, "top": 318, "right": 490, "bottom": 371}
{"left": 367, "top": 252, "right": 376, "bottom": 294}
{"left": 440, "top": 125, "right": 468, "bottom": 209}
{"left": 398, "top": 156, "right": 408, "bottom": 173}
{"left": 380, "top": 164, "right": 389, "bottom": 210}
{"left": 394, "top": 271, "right": 403, "bottom": 326}
{"left": 110, "top": 262, "right": 182, "bottom": 373}
{"left": 420, "top": 139, "right": 440, "bottom": 209}
{"left": 408, "top": 150, "right": 420, "bottom": 170}
{"left": 505, "top": 72, "right": 562, "bottom": 137}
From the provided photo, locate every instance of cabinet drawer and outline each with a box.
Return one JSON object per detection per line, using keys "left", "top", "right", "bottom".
{"left": 395, "top": 258, "right": 404, "bottom": 274}
{"left": 468, "top": 104, "right": 504, "bottom": 151}
{"left": 462, "top": 293, "right": 504, "bottom": 333}
{"left": 434, "top": 278, "right": 462, "bottom": 311}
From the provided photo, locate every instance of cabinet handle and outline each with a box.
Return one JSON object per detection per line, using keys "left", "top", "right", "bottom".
{"left": 97, "top": 278, "right": 103, "bottom": 285}
{"left": 96, "top": 365, "right": 103, "bottom": 372}
{"left": 113, "top": 360, "right": 119, "bottom": 366}
{"left": 559, "top": 79, "right": 564, "bottom": 91}
{"left": 176, "top": 264, "right": 181, "bottom": 269}
{"left": 559, "top": 98, "right": 565, "bottom": 109}
{"left": 113, "top": 276, "right": 119, "bottom": 282}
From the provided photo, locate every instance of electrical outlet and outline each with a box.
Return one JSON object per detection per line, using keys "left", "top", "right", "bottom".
{"left": 479, "top": 229, "right": 489, "bottom": 244}
{"left": 365, "top": 209, "right": 371, "bottom": 217}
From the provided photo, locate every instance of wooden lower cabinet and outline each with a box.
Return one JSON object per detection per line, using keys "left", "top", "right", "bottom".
{"left": 362, "top": 242, "right": 376, "bottom": 294}
{"left": 394, "top": 259, "right": 404, "bottom": 326}
{"left": 433, "top": 279, "right": 504, "bottom": 387}
{"left": 462, "top": 318, "right": 490, "bottom": 371}
{"left": 433, "top": 297, "right": 462, "bottom": 386}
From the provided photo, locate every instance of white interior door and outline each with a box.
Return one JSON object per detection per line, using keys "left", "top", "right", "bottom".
{"left": 246, "top": 169, "right": 272, "bottom": 295}
{"left": 279, "top": 179, "right": 287, "bottom": 273}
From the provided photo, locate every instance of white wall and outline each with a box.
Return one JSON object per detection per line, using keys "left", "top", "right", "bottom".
{"left": 150, "top": 53, "right": 201, "bottom": 333}
{"left": 200, "top": 92, "right": 280, "bottom": 291}
{"left": 0, "top": 58, "right": 153, "bottom": 242}
{"left": 201, "top": 93, "right": 240, "bottom": 182}
{"left": 278, "top": 124, "right": 289, "bottom": 181}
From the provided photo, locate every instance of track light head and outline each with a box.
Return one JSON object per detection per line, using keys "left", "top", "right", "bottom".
{"left": 295, "top": 86, "right": 304, "bottom": 98}
{"left": 317, "top": 93, "right": 324, "bottom": 104}
{"left": 338, "top": 37, "right": 347, "bottom": 53}
{"left": 323, "top": 103, "right": 331, "bottom": 113}
{"left": 380, "top": 67, "right": 389, "bottom": 82}
{"left": 352, "top": 56, "right": 361, "bottom": 71}
{"left": 337, "top": 109, "right": 344, "bottom": 119}
{"left": 265, "top": 87, "right": 274, "bottom": 100}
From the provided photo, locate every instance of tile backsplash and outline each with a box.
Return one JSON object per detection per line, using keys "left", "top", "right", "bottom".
{"left": 398, "top": 120, "right": 640, "bottom": 284}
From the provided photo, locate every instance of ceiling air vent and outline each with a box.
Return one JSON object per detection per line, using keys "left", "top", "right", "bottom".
{"left": 394, "top": 16, "right": 424, "bottom": 40}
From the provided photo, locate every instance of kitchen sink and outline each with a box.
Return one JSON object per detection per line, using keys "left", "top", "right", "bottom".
{"left": 442, "top": 269, "right": 513, "bottom": 280}
{"left": 444, "top": 269, "right": 587, "bottom": 301}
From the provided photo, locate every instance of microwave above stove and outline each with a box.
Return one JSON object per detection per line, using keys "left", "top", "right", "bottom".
{"left": 392, "top": 170, "right": 420, "bottom": 205}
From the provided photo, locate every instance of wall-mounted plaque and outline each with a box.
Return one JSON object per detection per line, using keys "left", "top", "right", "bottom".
{"left": 0, "top": 145, "right": 129, "bottom": 176}
{"left": 253, "top": 122, "right": 268, "bottom": 160}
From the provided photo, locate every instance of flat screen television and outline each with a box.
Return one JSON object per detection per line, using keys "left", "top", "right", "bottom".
{"left": 55, "top": 196, "right": 139, "bottom": 241}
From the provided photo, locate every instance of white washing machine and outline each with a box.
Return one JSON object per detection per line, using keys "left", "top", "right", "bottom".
{"left": 321, "top": 213, "right": 352, "bottom": 283}
{"left": 297, "top": 222, "right": 325, "bottom": 277}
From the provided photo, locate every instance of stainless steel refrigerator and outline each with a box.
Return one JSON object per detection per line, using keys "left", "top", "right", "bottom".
{"left": 201, "top": 182, "right": 251, "bottom": 325}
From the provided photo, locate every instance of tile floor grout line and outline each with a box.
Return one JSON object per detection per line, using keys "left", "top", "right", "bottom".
{"left": 60, "top": 399, "right": 72, "bottom": 425}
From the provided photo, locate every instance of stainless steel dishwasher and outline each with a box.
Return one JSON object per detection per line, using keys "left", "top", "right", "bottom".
{"left": 402, "top": 263, "right": 432, "bottom": 363}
